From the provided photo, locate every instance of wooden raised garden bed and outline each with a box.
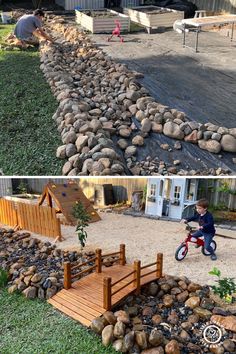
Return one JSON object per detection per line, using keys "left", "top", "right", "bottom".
{"left": 125, "top": 5, "right": 184, "bottom": 33}
{"left": 75, "top": 9, "right": 130, "bottom": 33}
{"left": 4, "top": 194, "right": 40, "bottom": 205}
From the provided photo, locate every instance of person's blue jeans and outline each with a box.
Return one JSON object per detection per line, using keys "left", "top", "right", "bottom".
{"left": 192, "top": 230, "right": 215, "bottom": 254}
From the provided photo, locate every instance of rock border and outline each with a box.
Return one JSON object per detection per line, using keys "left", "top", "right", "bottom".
{"left": 91, "top": 276, "right": 236, "bottom": 353}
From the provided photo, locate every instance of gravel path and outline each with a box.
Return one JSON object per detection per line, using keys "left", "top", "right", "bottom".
{"left": 32, "top": 213, "right": 236, "bottom": 286}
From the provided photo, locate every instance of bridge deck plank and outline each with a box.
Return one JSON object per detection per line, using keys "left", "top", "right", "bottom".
{"left": 48, "top": 264, "right": 159, "bottom": 327}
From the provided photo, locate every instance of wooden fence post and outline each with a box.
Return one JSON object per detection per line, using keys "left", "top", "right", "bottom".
{"left": 120, "top": 244, "right": 126, "bottom": 265}
{"left": 103, "top": 277, "right": 112, "bottom": 311}
{"left": 96, "top": 248, "right": 102, "bottom": 273}
{"left": 156, "top": 253, "right": 163, "bottom": 278}
{"left": 64, "top": 262, "right": 71, "bottom": 289}
{"left": 133, "top": 260, "right": 141, "bottom": 295}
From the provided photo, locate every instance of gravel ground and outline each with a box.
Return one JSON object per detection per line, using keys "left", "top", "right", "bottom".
{"left": 31, "top": 212, "right": 236, "bottom": 286}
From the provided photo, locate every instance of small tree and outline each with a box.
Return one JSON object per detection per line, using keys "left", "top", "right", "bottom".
{"left": 16, "top": 180, "right": 28, "bottom": 194}
{"left": 72, "top": 202, "right": 91, "bottom": 249}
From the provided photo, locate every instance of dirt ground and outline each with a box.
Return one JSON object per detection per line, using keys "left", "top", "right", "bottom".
{"left": 32, "top": 213, "right": 236, "bottom": 286}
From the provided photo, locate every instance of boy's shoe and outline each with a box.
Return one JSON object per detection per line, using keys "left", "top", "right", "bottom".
{"left": 211, "top": 253, "right": 217, "bottom": 261}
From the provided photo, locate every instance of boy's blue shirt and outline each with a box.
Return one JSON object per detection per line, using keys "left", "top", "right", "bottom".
{"left": 186, "top": 210, "right": 216, "bottom": 235}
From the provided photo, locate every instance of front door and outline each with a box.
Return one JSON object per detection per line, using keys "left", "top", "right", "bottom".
{"left": 146, "top": 179, "right": 165, "bottom": 217}
{"left": 169, "top": 179, "right": 186, "bottom": 219}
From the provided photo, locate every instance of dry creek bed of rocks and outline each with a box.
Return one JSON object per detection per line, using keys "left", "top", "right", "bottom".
{"left": 36, "top": 16, "right": 236, "bottom": 176}
{"left": 1, "top": 227, "right": 236, "bottom": 354}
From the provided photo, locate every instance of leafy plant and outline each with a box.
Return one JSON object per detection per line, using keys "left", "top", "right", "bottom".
{"left": 216, "top": 181, "right": 236, "bottom": 196}
{"left": 209, "top": 202, "right": 228, "bottom": 211}
{"left": 16, "top": 181, "right": 28, "bottom": 195}
{"left": 72, "top": 202, "right": 91, "bottom": 249}
{"left": 142, "top": 185, "right": 147, "bottom": 205}
{"left": 209, "top": 267, "right": 236, "bottom": 303}
{"left": 0, "top": 268, "right": 8, "bottom": 288}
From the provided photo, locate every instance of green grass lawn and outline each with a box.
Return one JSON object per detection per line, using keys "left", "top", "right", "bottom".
{"left": 0, "top": 24, "right": 63, "bottom": 175}
{"left": 0, "top": 289, "right": 118, "bottom": 354}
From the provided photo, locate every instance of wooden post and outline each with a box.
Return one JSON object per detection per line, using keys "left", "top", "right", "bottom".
{"left": 134, "top": 260, "right": 141, "bottom": 295}
{"left": 96, "top": 248, "right": 102, "bottom": 273}
{"left": 56, "top": 218, "right": 62, "bottom": 241}
{"left": 120, "top": 244, "right": 126, "bottom": 265}
{"left": 46, "top": 191, "right": 53, "bottom": 208}
{"left": 64, "top": 262, "right": 71, "bottom": 289}
{"left": 156, "top": 253, "right": 163, "bottom": 278}
{"left": 103, "top": 277, "right": 112, "bottom": 311}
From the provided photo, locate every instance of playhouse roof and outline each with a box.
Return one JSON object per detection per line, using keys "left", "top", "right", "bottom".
{"left": 38, "top": 182, "right": 101, "bottom": 224}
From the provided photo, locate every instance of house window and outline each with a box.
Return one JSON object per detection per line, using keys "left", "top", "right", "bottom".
{"left": 174, "top": 186, "right": 181, "bottom": 200}
{"left": 186, "top": 180, "right": 196, "bottom": 201}
{"left": 150, "top": 184, "right": 157, "bottom": 196}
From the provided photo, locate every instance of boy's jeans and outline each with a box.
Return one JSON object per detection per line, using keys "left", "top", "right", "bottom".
{"left": 192, "top": 230, "right": 215, "bottom": 254}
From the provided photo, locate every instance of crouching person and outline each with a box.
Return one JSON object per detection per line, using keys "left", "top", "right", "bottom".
{"left": 14, "top": 9, "right": 53, "bottom": 48}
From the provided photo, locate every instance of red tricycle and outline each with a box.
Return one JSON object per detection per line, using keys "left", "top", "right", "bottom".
{"left": 175, "top": 223, "right": 217, "bottom": 261}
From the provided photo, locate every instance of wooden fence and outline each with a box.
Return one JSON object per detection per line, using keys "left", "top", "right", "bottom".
{"left": 198, "top": 179, "right": 236, "bottom": 210}
{"left": 0, "top": 198, "right": 61, "bottom": 240}
{"left": 26, "top": 178, "right": 147, "bottom": 204}
{"left": 0, "top": 199, "right": 18, "bottom": 227}
{"left": 191, "top": 0, "right": 236, "bottom": 14}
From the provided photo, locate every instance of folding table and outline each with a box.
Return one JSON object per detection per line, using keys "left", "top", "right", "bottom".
{"left": 181, "top": 15, "right": 236, "bottom": 52}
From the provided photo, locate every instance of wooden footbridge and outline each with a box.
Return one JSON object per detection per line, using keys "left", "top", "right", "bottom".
{"left": 48, "top": 245, "right": 163, "bottom": 327}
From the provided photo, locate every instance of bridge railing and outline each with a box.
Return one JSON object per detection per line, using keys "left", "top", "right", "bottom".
{"left": 140, "top": 253, "right": 163, "bottom": 284}
{"left": 64, "top": 256, "right": 97, "bottom": 289}
{"left": 103, "top": 253, "right": 163, "bottom": 311}
{"left": 63, "top": 244, "right": 126, "bottom": 289}
{"left": 100, "top": 244, "right": 126, "bottom": 268}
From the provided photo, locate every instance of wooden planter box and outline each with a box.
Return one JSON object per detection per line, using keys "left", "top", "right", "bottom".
{"left": 125, "top": 5, "right": 184, "bottom": 33}
{"left": 75, "top": 9, "right": 130, "bottom": 33}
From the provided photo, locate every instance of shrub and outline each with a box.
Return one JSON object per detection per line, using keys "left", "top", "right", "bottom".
{"left": 209, "top": 267, "right": 236, "bottom": 303}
